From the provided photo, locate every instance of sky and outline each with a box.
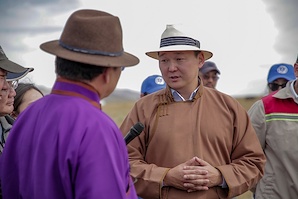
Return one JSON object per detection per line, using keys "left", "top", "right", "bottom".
{"left": 0, "top": 0, "right": 297, "bottom": 97}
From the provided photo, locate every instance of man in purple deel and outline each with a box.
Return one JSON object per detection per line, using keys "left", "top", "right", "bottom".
{"left": 0, "top": 9, "right": 139, "bottom": 199}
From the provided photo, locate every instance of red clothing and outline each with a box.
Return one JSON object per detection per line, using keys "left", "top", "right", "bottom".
{"left": 248, "top": 81, "right": 298, "bottom": 199}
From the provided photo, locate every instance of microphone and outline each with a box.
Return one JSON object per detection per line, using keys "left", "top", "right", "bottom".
{"left": 124, "top": 122, "right": 144, "bottom": 145}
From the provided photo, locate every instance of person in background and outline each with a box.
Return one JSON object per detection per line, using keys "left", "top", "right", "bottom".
{"left": 199, "top": 61, "right": 220, "bottom": 89}
{"left": 0, "top": 46, "right": 33, "bottom": 153}
{"left": 0, "top": 45, "right": 33, "bottom": 95}
{"left": 0, "top": 47, "right": 33, "bottom": 199}
{"left": 140, "top": 74, "right": 166, "bottom": 97}
{"left": 267, "top": 63, "right": 296, "bottom": 93}
{"left": 11, "top": 83, "right": 44, "bottom": 119}
{"left": 120, "top": 24, "right": 265, "bottom": 199}
{"left": 248, "top": 59, "right": 298, "bottom": 198}
{"left": 0, "top": 9, "right": 139, "bottom": 199}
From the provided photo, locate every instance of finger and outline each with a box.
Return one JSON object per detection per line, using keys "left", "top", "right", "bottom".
{"left": 184, "top": 174, "right": 210, "bottom": 182}
{"left": 183, "top": 165, "right": 208, "bottom": 171}
{"left": 184, "top": 183, "right": 209, "bottom": 191}
{"left": 183, "top": 168, "right": 208, "bottom": 175}
{"left": 187, "top": 179, "right": 209, "bottom": 186}
{"left": 194, "top": 157, "right": 209, "bottom": 166}
{"left": 185, "top": 157, "right": 199, "bottom": 166}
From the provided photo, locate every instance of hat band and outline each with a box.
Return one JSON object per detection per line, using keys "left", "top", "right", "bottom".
{"left": 59, "top": 41, "right": 123, "bottom": 57}
{"left": 160, "top": 36, "right": 200, "bottom": 48}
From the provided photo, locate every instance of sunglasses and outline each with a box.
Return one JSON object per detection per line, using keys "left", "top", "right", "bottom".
{"left": 268, "top": 82, "right": 287, "bottom": 91}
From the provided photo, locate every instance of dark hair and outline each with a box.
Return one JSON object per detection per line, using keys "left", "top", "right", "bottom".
{"left": 55, "top": 57, "right": 108, "bottom": 81}
{"left": 13, "top": 83, "right": 44, "bottom": 114}
{"left": 194, "top": 51, "right": 201, "bottom": 57}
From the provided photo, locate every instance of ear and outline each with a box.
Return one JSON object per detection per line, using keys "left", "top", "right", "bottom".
{"left": 102, "top": 68, "right": 111, "bottom": 84}
{"left": 198, "top": 52, "right": 205, "bottom": 69}
{"left": 294, "top": 63, "right": 298, "bottom": 77}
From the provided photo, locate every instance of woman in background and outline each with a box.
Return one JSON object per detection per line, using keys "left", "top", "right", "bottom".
{"left": 11, "top": 83, "right": 44, "bottom": 119}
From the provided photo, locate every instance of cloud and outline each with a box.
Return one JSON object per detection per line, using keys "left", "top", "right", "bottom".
{"left": 262, "top": 0, "right": 298, "bottom": 63}
{"left": 0, "top": 0, "right": 296, "bottom": 96}
{"left": 0, "top": 0, "right": 80, "bottom": 52}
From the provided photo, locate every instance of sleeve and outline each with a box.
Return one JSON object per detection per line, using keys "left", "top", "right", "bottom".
{"left": 120, "top": 104, "right": 169, "bottom": 199}
{"left": 215, "top": 101, "right": 266, "bottom": 198}
{"left": 247, "top": 100, "right": 267, "bottom": 149}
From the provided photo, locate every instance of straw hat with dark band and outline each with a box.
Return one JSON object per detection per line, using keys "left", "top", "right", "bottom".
{"left": 146, "top": 25, "right": 213, "bottom": 61}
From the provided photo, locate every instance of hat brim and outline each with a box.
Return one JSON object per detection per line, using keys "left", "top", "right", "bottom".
{"left": 7, "top": 67, "right": 34, "bottom": 81}
{"left": 201, "top": 67, "right": 221, "bottom": 75}
{"left": 145, "top": 86, "right": 166, "bottom": 94}
{"left": 268, "top": 75, "right": 295, "bottom": 83}
{"left": 0, "top": 59, "right": 29, "bottom": 73}
{"left": 40, "top": 40, "right": 139, "bottom": 67}
{"left": 146, "top": 45, "right": 213, "bottom": 61}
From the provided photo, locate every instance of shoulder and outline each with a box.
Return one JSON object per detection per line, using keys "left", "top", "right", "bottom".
{"left": 248, "top": 99, "right": 264, "bottom": 117}
{"left": 202, "top": 87, "right": 242, "bottom": 107}
{"left": 0, "top": 115, "right": 14, "bottom": 127}
{"left": 135, "top": 88, "right": 167, "bottom": 107}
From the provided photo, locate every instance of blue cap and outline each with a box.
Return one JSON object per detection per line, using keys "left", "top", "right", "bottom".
{"left": 267, "top": 63, "right": 296, "bottom": 83}
{"left": 141, "top": 75, "right": 166, "bottom": 94}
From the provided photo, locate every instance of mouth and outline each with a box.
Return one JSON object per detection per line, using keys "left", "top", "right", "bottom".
{"left": 7, "top": 101, "right": 14, "bottom": 106}
{"left": 169, "top": 75, "right": 180, "bottom": 81}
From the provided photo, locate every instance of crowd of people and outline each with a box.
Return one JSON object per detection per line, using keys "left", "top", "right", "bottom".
{"left": 0, "top": 8, "right": 297, "bottom": 199}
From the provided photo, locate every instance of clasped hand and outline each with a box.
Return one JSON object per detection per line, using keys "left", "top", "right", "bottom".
{"left": 163, "top": 157, "right": 222, "bottom": 192}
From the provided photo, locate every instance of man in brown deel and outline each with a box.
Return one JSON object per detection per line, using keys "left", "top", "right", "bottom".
{"left": 120, "top": 24, "right": 266, "bottom": 199}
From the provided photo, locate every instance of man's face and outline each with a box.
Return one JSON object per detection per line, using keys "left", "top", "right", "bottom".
{"left": 294, "top": 62, "right": 298, "bottom": 77}
{"left": 158, "top": 51, "right": 203, "bottom": 94}
{"left": 201, "top": 70, "right": 219, "bottom": 89}
{"left": 268, "top": 78, "right": 288, "bottom": 93}
{"left": 0, "top": 81, "right": 16, "bottom": 116}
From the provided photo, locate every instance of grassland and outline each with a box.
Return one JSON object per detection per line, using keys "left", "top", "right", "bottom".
{"left": 103, "top": 96, "right": 261, "bottom": 126}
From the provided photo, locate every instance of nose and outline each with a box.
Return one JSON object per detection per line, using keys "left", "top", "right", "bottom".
{"left": 9, "top": 88, "right": 16, "bottom": 97}
{"left": 168, "top": 60, "right": 178, "bottom": 72}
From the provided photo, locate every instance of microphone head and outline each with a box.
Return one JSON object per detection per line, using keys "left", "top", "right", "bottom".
{"left": 133, "top": 122, "right": 144, "bottom": 135}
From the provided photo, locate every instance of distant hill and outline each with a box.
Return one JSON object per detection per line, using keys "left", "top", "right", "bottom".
{"left": 37, "top": 85, "right": 140, "bottom": 103}
{"left": 36, "top": 84, "right": 261, "bottom": 111}
{"left": 104, "top": 89, "right": 139, "bottom": 102}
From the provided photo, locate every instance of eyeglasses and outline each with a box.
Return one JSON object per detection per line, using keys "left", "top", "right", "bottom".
{"left": 8, "top": 80, "right": 19, "bottom": 90}
{"left": 268, "top": 82, "right": 287, "bottom": 91}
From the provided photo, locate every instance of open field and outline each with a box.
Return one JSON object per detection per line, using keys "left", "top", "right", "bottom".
{"left": 103, "top": 96, "right": 261, "bottom": 199}
{"left": 103, "top": 96, "right": 261, "bottom": 126}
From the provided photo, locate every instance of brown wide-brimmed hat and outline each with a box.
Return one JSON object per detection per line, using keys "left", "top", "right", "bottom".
{"left": 40, "top": 9, "right": 139, "bottom": 67}
{"left": 146, "top": 25, "right": 213, "bottom": 61}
